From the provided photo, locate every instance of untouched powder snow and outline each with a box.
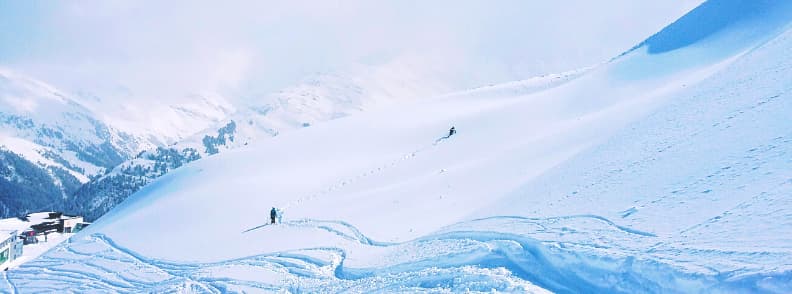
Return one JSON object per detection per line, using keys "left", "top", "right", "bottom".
{"left": 5, "top": 1, "right": 792, "bottom": 292}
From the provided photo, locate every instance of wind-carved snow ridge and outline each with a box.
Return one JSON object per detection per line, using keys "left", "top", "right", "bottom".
{"left": 637, "top": 0, "right": 792, "bottom": 54}
{"left": 6, "top": 216, "right": 788, "bottom": 293}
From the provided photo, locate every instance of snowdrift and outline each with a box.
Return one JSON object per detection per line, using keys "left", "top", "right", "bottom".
{"left": 5, "top": 1, "right": 792, "bottom": 292}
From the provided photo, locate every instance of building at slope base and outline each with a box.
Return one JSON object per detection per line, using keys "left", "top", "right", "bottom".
{"left": 0, "top": 230, "right": 24, "bottom": 271}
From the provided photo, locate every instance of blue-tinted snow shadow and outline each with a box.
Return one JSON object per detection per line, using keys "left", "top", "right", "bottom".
{"left": 18, "top": 215, "right": 792, "bottom": 293}
{"left": 611, "top": 0, "right": 792, "bottom": 81}
{"left": 331, "top": 216, "right": 791, "bottom": 293}
{"left": 638, "top": 0, "right": 792, "bottom": 55}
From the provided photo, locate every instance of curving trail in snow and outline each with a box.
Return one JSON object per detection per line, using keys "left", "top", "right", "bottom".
{"left": 5, "top": 216, "right": 790, "bottom": 293}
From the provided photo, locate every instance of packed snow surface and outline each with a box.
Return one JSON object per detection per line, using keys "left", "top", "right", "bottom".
{"left": 5, "top": 1, "right": 792, "bottom": 292}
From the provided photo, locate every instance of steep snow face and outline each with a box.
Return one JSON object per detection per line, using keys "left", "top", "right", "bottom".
{"left": 485, "top": 22, "right": 792, "bottom": 278}
{"left": 637, "top": 0, "right": 792, "bottom": 54}
{"left": 8, "top": 1, "right": 792, "bottom": 292}
{"left": 615, "top": 0, "right": 792, "bottom": 80}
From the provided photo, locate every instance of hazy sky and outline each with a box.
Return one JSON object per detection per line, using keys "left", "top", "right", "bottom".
{"left": 0, "top": 1, "right": 702, "bottom": 103}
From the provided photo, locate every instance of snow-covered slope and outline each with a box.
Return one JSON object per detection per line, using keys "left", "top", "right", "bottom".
{"left": 70, "top": 64, "right": 460, "bottom": 221}
{"left": 6, "top": 1, "right": 792, "bottom": 292}
{"left": 484, "top": 23, "right": 792, "bottom": 289}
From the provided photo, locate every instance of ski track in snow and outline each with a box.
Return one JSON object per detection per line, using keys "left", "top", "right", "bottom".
{"left": 469, "top": 215, "right": 657, "bottom": 237}
{"left": 5, "top": 216, "right": 789, "bottom": 293}
{"left": 278, "top": 135, "right": 453, "bottom": 214}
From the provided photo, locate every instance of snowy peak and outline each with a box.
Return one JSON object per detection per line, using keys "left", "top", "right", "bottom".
{"left": 240, "top": 64, "right": 452, "bottom": 132}
{"left": 0, "top": 69, "right": 160, "bottom": 218}
{"left": 0, "top": 69, "right": 141, "bottom": 170}
{"left": 0, "top": 69, "right": 69, "bottom": 113}
{"left": 77, "top": 90, "right": 236, "bottom": 147}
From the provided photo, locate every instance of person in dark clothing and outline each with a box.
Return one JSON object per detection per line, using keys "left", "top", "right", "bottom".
{"left": 448, "top": 126, "right": 456, "bottom": 137}
{"left": 270, "top": 207, "right": 278, "bottom": 224}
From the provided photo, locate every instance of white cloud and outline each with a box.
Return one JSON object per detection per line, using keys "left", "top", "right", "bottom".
{"left": 0, "top": 0, "right": 703, "bottom": 105}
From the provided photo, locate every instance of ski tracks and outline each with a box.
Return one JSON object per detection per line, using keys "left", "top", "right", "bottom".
{"left": 8, "top": 214, "right": 787, "bottom": 292}
{"left": 278, "top": 136, "right": 453, "bottom": 216}
{"left": 1, "top": 271, "right": 16, "bottom": 294}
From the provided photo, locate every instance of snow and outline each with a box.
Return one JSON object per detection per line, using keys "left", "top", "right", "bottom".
{"left": 0, "top": 136, "right": 90, "bottom": 183}
{"left": 5, "top": 1, "right": 792, "bottom": 292}
{"left": 2, "top": 1, "right": 706, "bottom": 154}
{"left": 88, "top": 92, "right": 236, "bottom": 146}
{"left": 0, "top": 69, "right": 68, "bottom": 113}
{"left": 486, "top": 24, "right": 792, "bottom": 278}
{"left": 0, "top": 68, "right": 158, "bottom": 181}
{"left": 0, "top": 68, "right": 90, "bottom": 132}
{"left": 635, "top": 0, "right": 792, "bottom": 55}
{"left": 0, "top": 213, "right": 76, "bottom": 271}
{"left": 57, "top": 150, "right": 104, "bottom": 178}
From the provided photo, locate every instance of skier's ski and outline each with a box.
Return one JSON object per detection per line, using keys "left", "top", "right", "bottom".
{"left": 241, "top": 223, "right": 270, "bottom": 233}
{"left": 433, "top": 135, "right": 451, "bottom": 145}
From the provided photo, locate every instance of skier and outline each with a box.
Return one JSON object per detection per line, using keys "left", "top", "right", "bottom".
{"left": 448, "top": 126, "right": 456, "bottom": 137}
{"left": 270, "top": 207, "right": 278, "bottom": 224}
